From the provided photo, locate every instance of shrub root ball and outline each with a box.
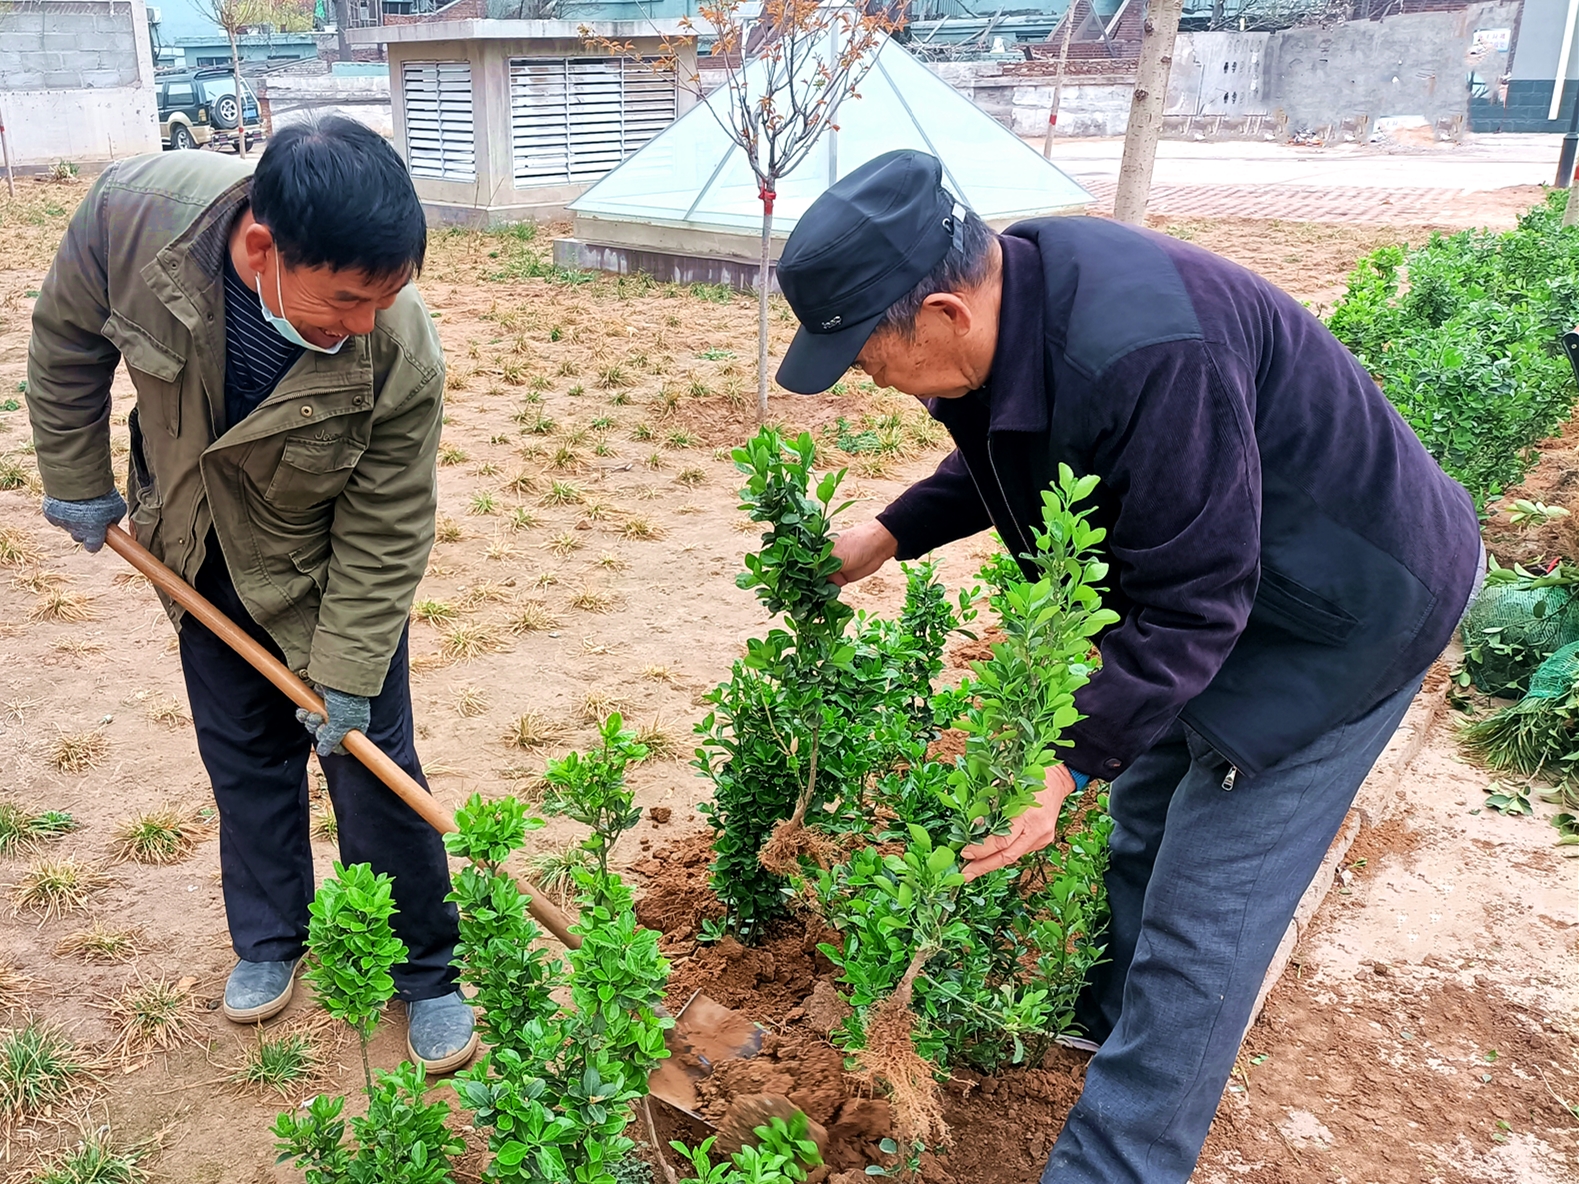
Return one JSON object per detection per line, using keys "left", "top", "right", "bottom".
{"left": 853, "top": 950, "right": 948, "bottom": 1150}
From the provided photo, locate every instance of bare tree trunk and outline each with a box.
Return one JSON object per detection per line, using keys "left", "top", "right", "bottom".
{"left": 334, "top": 0, "right": 354, "bottom": 62}
{"left": 1565, "top": 183, "right": 1579, "bottom": 227}
{"left": 230, "top": 27, "right": 249, "bottom": 159}
{"left": 1113, "top": 0, "right": 1186, "bottom": 225}
{"left": 757, "top": 193, "right": 773, "bottom": 425}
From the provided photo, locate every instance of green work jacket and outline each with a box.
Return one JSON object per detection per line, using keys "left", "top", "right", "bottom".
{"left": 27, "top": 152, "right": 444, "bottom": 698}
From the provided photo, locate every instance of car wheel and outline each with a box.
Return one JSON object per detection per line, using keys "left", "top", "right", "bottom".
{"left": 170, "top": 124, "right": 195, "bottom": 151}
{"left": 212, "top": 94, "right": 240, "bottom": 129}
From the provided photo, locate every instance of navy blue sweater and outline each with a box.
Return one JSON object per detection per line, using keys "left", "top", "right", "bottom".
{"left": 877, "top": 220, "right": 1480, "bottom": 781}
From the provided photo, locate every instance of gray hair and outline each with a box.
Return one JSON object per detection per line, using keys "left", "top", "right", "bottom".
{"left": 871, "top": 206, "right": 996, "bottom": 341}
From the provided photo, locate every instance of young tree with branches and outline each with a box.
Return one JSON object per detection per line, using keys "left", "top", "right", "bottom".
{"left": 595, "top": 1, "right": 903, "bottom": 422}
{"left": 194, "top": 0, "right": 314, "bottom": 158}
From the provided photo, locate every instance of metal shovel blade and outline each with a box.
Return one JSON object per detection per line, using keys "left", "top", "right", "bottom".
{"left": 648, "top": 989, "right": 766, "bottom": 1122}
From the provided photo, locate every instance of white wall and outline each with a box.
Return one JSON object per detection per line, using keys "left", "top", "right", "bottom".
{"left": 0, "top": 0, "right": 160, "bottom": 167}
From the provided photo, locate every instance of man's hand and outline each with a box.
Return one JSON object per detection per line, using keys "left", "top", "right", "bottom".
{"left": 42, "top": 491, "right": 127, "bottom": 554}
{"left": 960, "top": 765, "right": 1077, "bottom": 881}
{"left": 297, "top": 686, "right": 371, "bottom": 757}
{"left": 830, "top": 519, "right": 898, "bottom": 586}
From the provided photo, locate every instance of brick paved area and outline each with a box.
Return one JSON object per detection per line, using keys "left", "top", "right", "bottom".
{"left": 1077, "top": 179, "right": 1549, "bottom": 227}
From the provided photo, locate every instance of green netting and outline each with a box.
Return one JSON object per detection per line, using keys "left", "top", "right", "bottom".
{"left": 1461, "top": 583, "right": 1579, "bottom": 695}
{"left": 1526, "top": 641, "right": 1579, "bottom": 699}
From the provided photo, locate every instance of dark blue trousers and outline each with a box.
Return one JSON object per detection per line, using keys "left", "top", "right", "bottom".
{"left": 179, "top": 541, "right": 459, "bottom": 1000}
{"left": 1044, "top": 671, "right": 1425, "bottom": 1183}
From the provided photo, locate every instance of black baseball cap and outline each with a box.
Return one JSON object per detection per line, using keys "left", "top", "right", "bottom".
{"left": 776, "top": 150, "right": 962, "bottom": 395}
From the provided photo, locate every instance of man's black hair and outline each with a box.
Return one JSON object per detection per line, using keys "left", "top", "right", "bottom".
{"left": 871, "top": 207, "right": 995, "bottom": 341}
{"left": 251, "top": 115, "right": 426, "bottom": 280}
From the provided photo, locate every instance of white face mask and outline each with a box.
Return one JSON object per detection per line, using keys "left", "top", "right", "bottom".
{"left": 256, "top": 253, "right": 348, "bottom": 355}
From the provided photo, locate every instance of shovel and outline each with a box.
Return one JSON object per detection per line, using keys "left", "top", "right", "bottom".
{"left": 103, "top": 523, "right": 763, "bottom": 1118}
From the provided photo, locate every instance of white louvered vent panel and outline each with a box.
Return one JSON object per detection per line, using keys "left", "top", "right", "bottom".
{"left": 511, "top": 60, "right": 570, "bottom": 184}
{"left": 509, "top": 57, "right": 677, "bottom": 186}
{"left": 403, "top": 61, "right": 475, "bottom": 182}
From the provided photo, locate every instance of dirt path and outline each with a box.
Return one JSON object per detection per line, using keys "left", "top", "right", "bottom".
{"left": 0, "top": 184, "right": 1573, "bottom": 1183}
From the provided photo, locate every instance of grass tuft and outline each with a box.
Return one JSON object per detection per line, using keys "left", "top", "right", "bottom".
{"left": 31, "top": 589, "right": 95, "bottom": 623}
{"left": 148, "top": 699, "right": 187, "bottom": 727}
{"left": 411, "top": 598, "right": 459, "bottom": 626}
{"left": 620, "top": 517, "right": 664, "bottom": 542}
{"left": 635, "top": 720, "right": 680, "bottom": 762}
{"left": 0, "top": 1022, "right": 86, "bottom": 1120}
{"left": 526, "top": 843, "right": 593, "bottom": 906}
{"left": 441, "top": 622, "right": 504, "bottom": 662}
{"left": 455, "top": 685, "right": 491, "bottom": 717}
{"left": 569, "top": 587, "right": 617, "bottom": 613}
{"left": 233, "top": 1031, "right": 315, "bottom": 1096}
{"left": 112, "top": 807, "right": 202, "bottom": 865}
{"left": 311, "top": 797, "right": 338, "bottom": 842}
{"left": 0, "top": 801, "right": 76, "bottom": 856}
{"left": 578, "top": 692, "right": 624, "bottom": 725}
{"left": 52, "top": 731, "right": 107, "bottom": 773}
{"left": 11, "top": 859, "right": 110, "bottom": 919}
{"left": 541, "top": 480, "right": 584, "bottom": 506}
{"left": 34, "top": 1130, "right": 151, "bottom": 1184}
{"left": 504, "top": 712, "right": 565, "bottom": 751}
{"left": 0, "top": 525, "right": 42, "bottom": 569}
{"left": 107, "top": 978, "right": 193, "bottom": 1061}
{"left": 56, "top": 921, "right": 144, "bottom": 963}
{"left": 545, "top": 531, "right": 583, "bottom": 558}
{"left": 506, "top": 600, "right": 558, "bottom": 634}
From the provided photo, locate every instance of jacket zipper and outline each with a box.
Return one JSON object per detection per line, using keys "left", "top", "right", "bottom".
{"left": 984, "top": 437, "right": 1037, "bottom": 563}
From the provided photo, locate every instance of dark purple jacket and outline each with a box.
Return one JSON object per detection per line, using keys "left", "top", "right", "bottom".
{"left": 877, "top": 219, "right": 1480, "bottom": 782}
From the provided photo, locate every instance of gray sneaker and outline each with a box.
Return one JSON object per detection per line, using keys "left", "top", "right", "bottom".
{"left": 223, "top": 957, "right": 301, "bottom": 1023}
{"left": 406, "top": 990, "right": 478, "bottom": 1074}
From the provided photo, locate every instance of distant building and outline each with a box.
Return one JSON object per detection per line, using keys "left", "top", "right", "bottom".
{"left": 1472, "top": 0, "right": 1579, "bottom": 132}
{"left": 347, "top": 18, "right": 697, "bottom": 225}
{"left": 170, "top": 30, "right": 331, "bottom": 69}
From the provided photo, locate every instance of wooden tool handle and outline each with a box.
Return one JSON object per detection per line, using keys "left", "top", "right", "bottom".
{"left": 104, "top": 524, "right": 583, "bottom": 950}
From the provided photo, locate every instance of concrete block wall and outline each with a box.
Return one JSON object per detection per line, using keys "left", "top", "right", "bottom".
{"left": 928, "top": 3, "right": 1518, "bottom": 143}
{"left": 0, "top": 0, "right": 160, "bottom": 166}
{"left": 0, "top": 3, "right": 141, "bottom": 89}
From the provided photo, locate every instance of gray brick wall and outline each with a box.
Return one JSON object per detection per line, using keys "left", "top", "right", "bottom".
{"left": 0, "top": 2, "right": 140, "bottom": 91}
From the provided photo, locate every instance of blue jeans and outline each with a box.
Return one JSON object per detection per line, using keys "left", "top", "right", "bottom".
{"left": 1042, "top": 671, "right": 1425, "bottom": 1183}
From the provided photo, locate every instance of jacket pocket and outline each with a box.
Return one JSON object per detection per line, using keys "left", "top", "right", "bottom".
{"left": 290, "top": 534, "right": 332, "bottom": 594}
{"left": 265, "top": 433, "right": 365, "bottom": 510}
{"left": 125, "top": 406, "right": 162, "bottom": 547}
{"left": 102, "top": 312, "right": 185, "bottom": 438}
{"left": 1250, "top": 567, "right": 1360, "bottom": 646}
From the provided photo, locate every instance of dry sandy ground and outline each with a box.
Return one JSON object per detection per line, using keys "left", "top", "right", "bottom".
{"left": 0, "top": 178, "right": 1573, "bottom": 1183}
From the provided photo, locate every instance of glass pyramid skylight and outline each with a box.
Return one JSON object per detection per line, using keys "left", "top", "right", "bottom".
{"left": 570, "top": 34, "right": 1091, "bottom": 234}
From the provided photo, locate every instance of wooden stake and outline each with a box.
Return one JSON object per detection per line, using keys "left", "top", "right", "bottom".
{"left": 1113, "top": 0, "right": 1187, "bottom": 225}
{"left": 102, "top": 524, "right": 583, "bottom": 951}
{"left": 1043, "top": 5, "right": 1077, "bottom": 159}
{"left": 0, "top": 103, "right": 15, "bottom": 200}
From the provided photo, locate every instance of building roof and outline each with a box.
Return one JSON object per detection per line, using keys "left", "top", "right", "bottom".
{"left": 347, "top": 17, "right": 692, "bottom": 44}
{"left": 569, "top": 33, "right": 1091, "bottom": 237}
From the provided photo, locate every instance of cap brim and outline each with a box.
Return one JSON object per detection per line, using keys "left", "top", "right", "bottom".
{"left": 774, "top": 310, "right": 886, "bottom": 395}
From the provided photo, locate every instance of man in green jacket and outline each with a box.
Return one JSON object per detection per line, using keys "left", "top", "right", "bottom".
{"left": 28, "top": 117, "right": 476, "bottom": 1072}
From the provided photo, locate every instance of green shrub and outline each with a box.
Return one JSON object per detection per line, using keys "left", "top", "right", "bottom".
{"left": 816, "top": 467, "right": 1115, "bottom": 1079}
{"left": 695, "top": 431, "right": 970, "bottom": 939}
{"left": 447, "top": 774, "right": 670, "bottom": 1184}
{"left": 1327, "top": 191, "right": 1579, "bottom": 505}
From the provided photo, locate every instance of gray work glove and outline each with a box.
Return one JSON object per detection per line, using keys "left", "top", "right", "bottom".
{"left": 297, "top": 686, "right": 371, "bottom": 757}
{"left": 42, "top": 491, "right": 127, "bottom": 553}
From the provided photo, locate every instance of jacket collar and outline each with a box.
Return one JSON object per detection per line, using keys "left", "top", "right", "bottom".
{"left": 928, "top": 232, "right": 1048, "bottom": 436}
{"left": 143, "top": 177, "right": 251, "bottom": 432}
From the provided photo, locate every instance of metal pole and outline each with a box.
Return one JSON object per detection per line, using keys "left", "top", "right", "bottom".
{"left": 1560, "top": 81, "right": 1579, "bottom": 189}
{"left": 0, "top": 104, "right": 14, "bottom": 201}
{"left": 1553, "top": 0, "right": 1579, "bottom": 121}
